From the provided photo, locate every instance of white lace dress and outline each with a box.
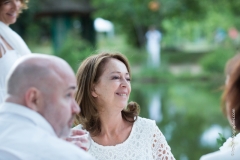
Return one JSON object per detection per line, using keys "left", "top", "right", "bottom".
{"left": 88, "top": 117, "right": 175, "bottom": 160}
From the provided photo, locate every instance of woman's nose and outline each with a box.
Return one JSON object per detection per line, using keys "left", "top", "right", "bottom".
{"left": 120, "top": 78, "right": 128, "bottom": 87}
{"left": 121, "top": 83, "right": 126, "bottom": 87}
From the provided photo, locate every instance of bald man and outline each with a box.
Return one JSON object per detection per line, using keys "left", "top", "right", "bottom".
{"left": 0, "top": 54, "right": 95, "bottom": 160}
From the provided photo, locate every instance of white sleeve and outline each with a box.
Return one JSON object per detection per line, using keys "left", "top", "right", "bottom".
{"left": 0, "top": 148, "right": 22, "bottom": 160}
{"left": 151, "top": 124, "right": 176, "bottom": 160}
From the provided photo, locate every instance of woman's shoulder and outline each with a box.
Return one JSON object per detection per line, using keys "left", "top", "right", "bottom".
{"left": 136, "top": 116, "right": 156, "bottom": 124}
{"left": 134, "top": 116, "right": 157, "bottom": 130}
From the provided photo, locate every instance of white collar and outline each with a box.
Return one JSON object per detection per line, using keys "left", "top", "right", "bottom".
{"left": 0, "top": 102, "right": 56, "bottom": 137}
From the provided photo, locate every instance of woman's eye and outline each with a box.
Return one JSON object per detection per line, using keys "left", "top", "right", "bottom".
{"left": 3, "top": 1, "right": 10, "bottom": 4}
{"left": 112, "top": 76, "right": 120, "bottom": 80}
{"left": 126, "top": 78, "right": 131, "bottom": 81}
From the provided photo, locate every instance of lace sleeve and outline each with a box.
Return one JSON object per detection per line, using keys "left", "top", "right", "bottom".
{"left": 152, "top": 124, "right": 175, "bottom": 160}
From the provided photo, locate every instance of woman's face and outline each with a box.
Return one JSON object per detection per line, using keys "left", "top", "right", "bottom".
{"left": 92, "top": 58, "right": 131, "bottom": 112}
{"left": 0, "top": 0, "right": 22, "bottom": 25}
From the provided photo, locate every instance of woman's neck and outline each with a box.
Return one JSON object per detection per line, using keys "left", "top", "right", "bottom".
{"left": 100, "top": 111, "right": 124, "bottom": 134}
{"left": 92, "top": 111, "right": 133, "bottom": 146}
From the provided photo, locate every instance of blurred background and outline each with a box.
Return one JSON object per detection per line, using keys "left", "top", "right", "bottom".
{"left": 12, "top": 0, "right": 240, "bottom": 159}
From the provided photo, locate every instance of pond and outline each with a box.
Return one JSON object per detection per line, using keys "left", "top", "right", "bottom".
{"left": 130, "top": 81, "right": 230, "bottom": 160}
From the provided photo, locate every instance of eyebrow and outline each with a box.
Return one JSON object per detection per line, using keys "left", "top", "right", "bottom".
{"left": 65, "top": 86, "right": 77, "bottom": 91}
{"left": 110, "top": 71, "right": 129, "bottom": 75}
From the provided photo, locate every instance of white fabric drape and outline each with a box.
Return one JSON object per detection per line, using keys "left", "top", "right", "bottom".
{"left": 0, "top": 21, "right": 31, "bottom": 56}
{"left": 0, "top": 21, "right": 31, "bottom": 103}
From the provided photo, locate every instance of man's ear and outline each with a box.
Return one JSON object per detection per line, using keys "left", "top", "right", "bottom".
{"left": 24, "top": 87, "right": 41, "bottom": 111}
{"left": 91, "top": 84, "right": 98, "bottom": 98}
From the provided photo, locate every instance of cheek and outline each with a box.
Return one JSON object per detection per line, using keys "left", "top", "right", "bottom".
{"left": 0, "top": 7, "right": 6, "bottom": 14}
{"left": 95, "top": 83, "right": 109, "bottom": 94}
{"left": 18, "top": 1, "right": 23, "bottom": 6}
{"left": 64, "top": 99, "right": 74, "bottom": 111}
{"left": 128, "top": 83, "right": 131, "bottom": 92}
{"left": 99, "top": 87, "right": 111, "bottom": 99}
{"left": 18, "top": 3, "right": 22, "bottom": 9}
{"left": 55, "top": 98, "right": 72, "bottom": 113}
{"left": 15, "top": 2, "right": 22, "bottom": 11}
{"left": 58, "top": 102, "right": 72, "bottom": 123}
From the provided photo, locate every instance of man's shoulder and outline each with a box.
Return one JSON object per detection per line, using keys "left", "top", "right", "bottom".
{"left": 0, "top": 133, "right": 94, "bottom": 160}
{"left": 43, "top": 138, "right": 94, "bottom": 159}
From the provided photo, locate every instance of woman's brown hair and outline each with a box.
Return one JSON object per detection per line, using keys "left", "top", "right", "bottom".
{"left": 74, "top": 52, "right": 140, "bottom": 136}
{"left": 222, "top": 53, "right": 240, "bottom": 131}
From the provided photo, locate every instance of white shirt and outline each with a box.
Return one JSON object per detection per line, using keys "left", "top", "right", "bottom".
{"left": 76, "top": 117, "right": 175, "bottom": 160}
{"left": 0, "top": 102, "right": 95, "bottom": 160}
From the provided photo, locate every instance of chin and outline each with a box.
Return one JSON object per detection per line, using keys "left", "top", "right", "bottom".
{"left": 7, "top": 19, "right": 17, "bottom": 25}
{"left": 10, "top": 21, "right": 17, "bottom": 25}
{"left": 119, "top": 104, "right": 128, "bottom": 110}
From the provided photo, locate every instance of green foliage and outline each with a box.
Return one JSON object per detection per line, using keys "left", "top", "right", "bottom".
{"left": 14, "top": 0, "right": 240, "bottom": 49}
{"left": 199, "top": 47, "right": 235, "bottom": 73}
{"left": 91, "top": 0, "right": 240, "bottom": 48}
{"left": 97, "top": 34, "right": 148, "bottom": 66}
{"left": 58, "top": 31, "right": 95, "bottom": 72}
{"left": 25, "top": 23, "right": 44, "bottom": 45}
{"left": 217, "top": 133, "right": 227, "bottom": 147}
{"left": 124, "top": 48, "right": 148, "bottom": 66}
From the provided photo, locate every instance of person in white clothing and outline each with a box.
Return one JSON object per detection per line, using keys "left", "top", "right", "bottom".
{"left": 73, "top": 52, "right": 175, "bottom": 160}
{"left": 200, "top": 54, "right": 240, "bottom": 160}
{"left": 0, "top": 54, "right": 95, "bottom": 160}
{"left": 145, "top": 25, "right": 162, "bottom": 68}
{"left": 0, "top": 0, "right": 31, "bottom": 103}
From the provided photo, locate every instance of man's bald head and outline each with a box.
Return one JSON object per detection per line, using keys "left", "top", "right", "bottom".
{"left": 6, "top": 54, "right": 74, "bottom": 103}
{"left": 5, "top": 54, "right": 80, "bottom": 138}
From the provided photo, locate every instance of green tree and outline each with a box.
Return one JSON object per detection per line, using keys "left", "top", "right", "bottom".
{"left": 91, "top": 0, "right": 240, "bottom": 48}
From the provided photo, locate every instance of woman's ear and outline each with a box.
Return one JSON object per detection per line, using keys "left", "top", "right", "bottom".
{"left": 91, "top": 84, "right": 98, "bottom": 98}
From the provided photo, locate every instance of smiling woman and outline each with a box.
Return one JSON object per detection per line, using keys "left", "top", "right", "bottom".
{"left": 73, "top": 52, "right": 176, "bottom": 160}
{"left": 0, "top": 0, "right": 28, "bottom": 24}
{"left": 0, "top": 0, "right": 31, "bottom": 103}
